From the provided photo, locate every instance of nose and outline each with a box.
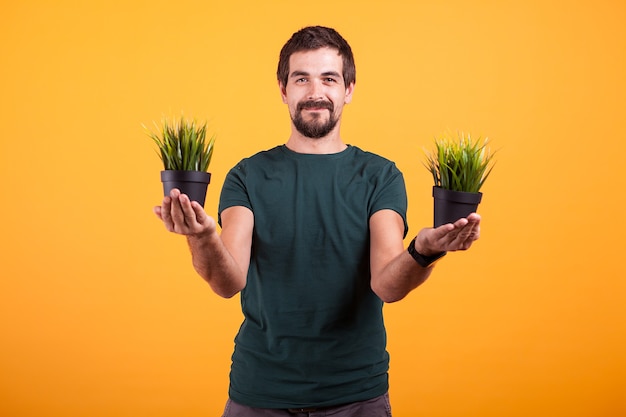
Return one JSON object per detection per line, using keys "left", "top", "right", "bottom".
{"left": 307, "top": 79, "right": 324, "bottom": 100}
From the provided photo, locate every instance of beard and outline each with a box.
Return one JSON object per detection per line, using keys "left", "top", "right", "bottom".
{"left": 291, "top": 100, "right": 338, "bottom": 139}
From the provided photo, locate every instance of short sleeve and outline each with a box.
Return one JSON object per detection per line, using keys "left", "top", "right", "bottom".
{"left": 369, "top": 163, "right": 409, "bottom": 238}
{"left": 218, "top": 161, "right": 252, "bottom": 227}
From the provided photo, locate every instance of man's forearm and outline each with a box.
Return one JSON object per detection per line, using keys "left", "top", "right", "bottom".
{"left": 371, "top": 251, "right": 434, "bottom": 303}
{"left": 187, "top": 232, "right": 246, "bottom": 298}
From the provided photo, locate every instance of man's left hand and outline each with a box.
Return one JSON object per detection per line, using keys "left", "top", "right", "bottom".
{"left": 413, "top": 213, "right": 481, "bottom": 255}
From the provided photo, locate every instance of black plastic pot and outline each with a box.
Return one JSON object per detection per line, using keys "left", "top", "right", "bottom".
{"left": 161, "top": 170, "right": 212, "bottom": 207}
{"left": 433, "top": 186, "right": 482, "bottom": 227}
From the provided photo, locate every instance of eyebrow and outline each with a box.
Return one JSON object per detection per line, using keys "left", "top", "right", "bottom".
{"left": 289, "top": 70, "right": 343, "bottom": 79}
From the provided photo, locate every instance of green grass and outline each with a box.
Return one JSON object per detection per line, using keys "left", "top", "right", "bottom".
{"left": 424, "top": 132, "right": 496, "bottom": 193}
{"left": 145, "top": 117, "right": 215, "bottom": 171}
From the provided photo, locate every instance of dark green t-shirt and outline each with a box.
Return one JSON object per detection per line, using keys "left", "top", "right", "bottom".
{"left": 218, "top": 145, "right": 408, "bottom": 409}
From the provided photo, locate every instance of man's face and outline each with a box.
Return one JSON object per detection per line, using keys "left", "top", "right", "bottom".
{"left": 280, "top": 47, "right": 354, "bottom": 139}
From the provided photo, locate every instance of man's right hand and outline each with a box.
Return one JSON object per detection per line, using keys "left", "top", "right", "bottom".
{"left": 153, "top": 188, "right": 216, "bottom": 237}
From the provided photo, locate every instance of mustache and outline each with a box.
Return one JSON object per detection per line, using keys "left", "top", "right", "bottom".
{"left": 297, "top": 100, "right": 334, "bottom": 112}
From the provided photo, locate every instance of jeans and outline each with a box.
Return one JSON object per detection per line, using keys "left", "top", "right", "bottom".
{"left": 221, "top": 392, "right": 392, "bottom": 417}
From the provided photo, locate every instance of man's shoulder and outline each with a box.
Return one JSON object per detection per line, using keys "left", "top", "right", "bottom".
{"left": 348, "top": 145, "right": 399, "bottom": 169}
{"left": 240, "top": 145, "right": 284, "bottom": 162}
{"left": 229, "top": 145, "right": 285, "bottom": 172}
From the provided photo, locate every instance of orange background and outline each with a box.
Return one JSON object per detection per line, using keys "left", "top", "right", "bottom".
{"left": 1, "top": 1, "right": 625, "bottom": 416}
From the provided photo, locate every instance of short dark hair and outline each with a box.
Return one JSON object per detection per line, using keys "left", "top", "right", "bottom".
{"left": 277, "top": 26, "right": 356, "bottom": 88}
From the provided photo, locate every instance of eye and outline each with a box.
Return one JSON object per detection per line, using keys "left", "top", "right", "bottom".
{"left": 295, "top": 78, "right": 308, "bottom": 84}
{"left": 325, "top": 77, "right": 338, "bottom": 83}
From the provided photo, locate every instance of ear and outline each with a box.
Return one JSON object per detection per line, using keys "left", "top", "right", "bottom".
{"left": 344, "top": 82, "right": 355, "bottom": 104}
{"left": 278, "top": 80, "right": 288, "bottom": 104}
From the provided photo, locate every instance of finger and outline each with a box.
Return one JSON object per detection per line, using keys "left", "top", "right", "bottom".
{"left": 430, "top": 222, "right": 465, "bottom": 250}
{"left": 451, "top": 217, "right": 470, "bottom": 229}
{"left": 153, "top": 206, "right": 163, "bottom": 220}
{"left": 466, "top": 212, "right": 482, "bottom": 223}
{"left": 431, "top": 222, "right": 455, "bottom": 240}
{"left": 429, "top": 220, "right": 461, "bottom": 245}
{"left": 460, "top": 214, "right": 481, "bottom": 241}
{"left": 178, "top": 193, "right": 200, "bottom": 228}
{"left": 451, "top": 221, "right": 481, "bottom": 250}
{"left": 168, "top": 190, "right": 187, "bottom": 230}
{"left": 448, "top": 215, "right": 480, "bottom": 239}
{"left": 190, "top": 201, "right": 207, "bottom": 223}
{"left": 457, "top": 222, "right": 479, "bottom": 242}
{"left": 159, "top": 196, "right": 175, "bottom": 231}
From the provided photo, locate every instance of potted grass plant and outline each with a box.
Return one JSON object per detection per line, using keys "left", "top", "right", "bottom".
{"left": 424, "top": 131, "right": 495, "bottom": 227}
{"left": 145, "top": 116, "right": 216, "bottom": 207}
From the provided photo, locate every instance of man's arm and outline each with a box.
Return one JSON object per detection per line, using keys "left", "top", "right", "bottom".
{"left": 154, "top": 189, "right": 252, "bottom": 298}
{"left": 369, "top": 209, "right": 481, "bottom": 303}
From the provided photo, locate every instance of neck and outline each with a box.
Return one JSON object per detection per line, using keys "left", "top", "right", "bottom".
{"left": 285, "top": 126, "right": 347, "bottom": 155}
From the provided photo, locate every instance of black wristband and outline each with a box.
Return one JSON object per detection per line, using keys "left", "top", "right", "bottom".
{"left": 407, "top": 237, "right": 446, "bottom": 267}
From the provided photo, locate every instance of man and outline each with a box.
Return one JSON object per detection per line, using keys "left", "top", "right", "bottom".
{"left": 154, "top": 26, "right": 480, "bottom": 417}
